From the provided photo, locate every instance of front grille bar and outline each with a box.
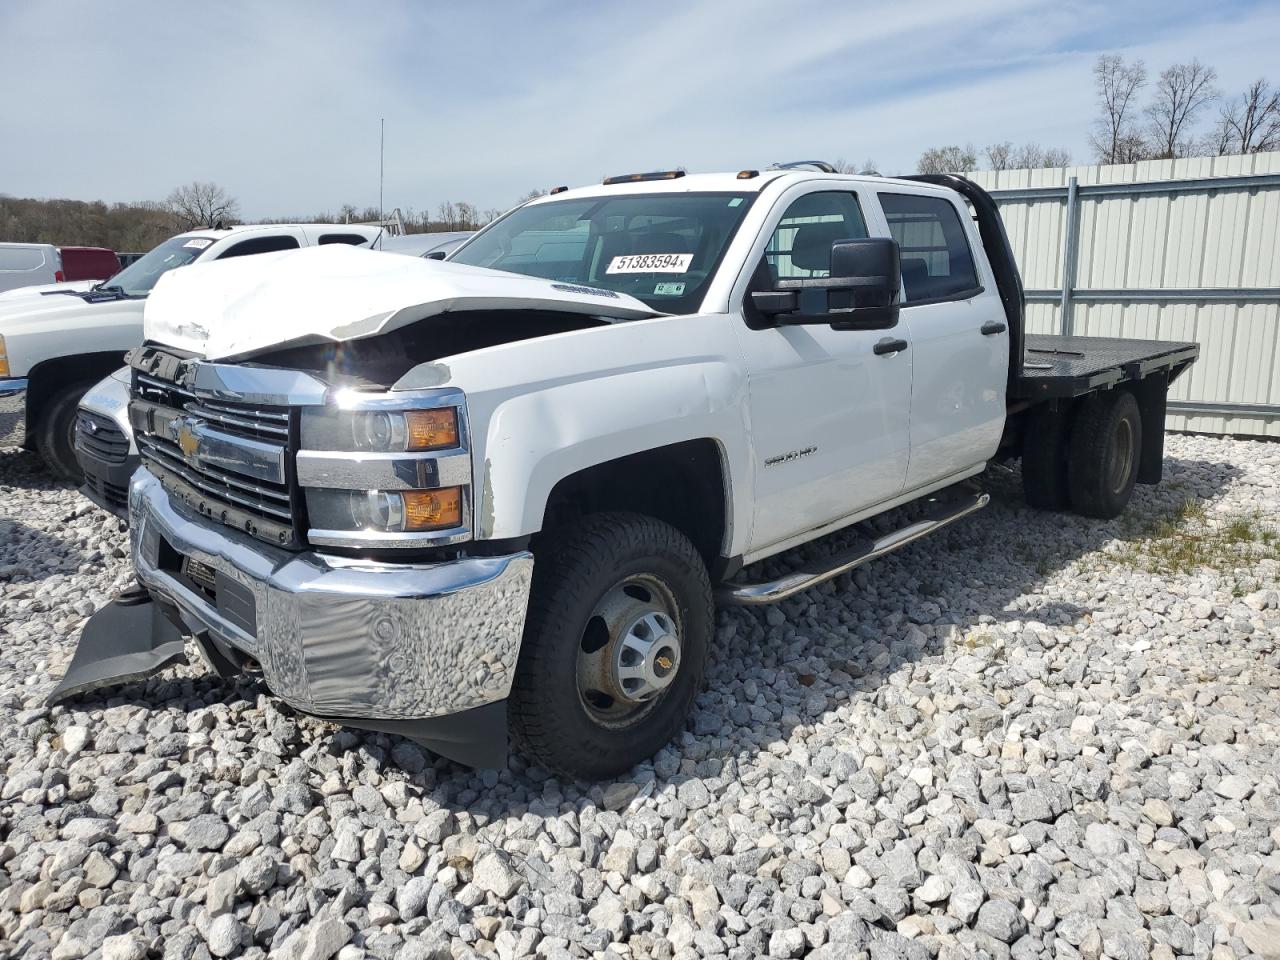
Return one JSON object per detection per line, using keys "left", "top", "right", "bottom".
{"left": 138, "top": 437, "right": 294, "bottom": 520}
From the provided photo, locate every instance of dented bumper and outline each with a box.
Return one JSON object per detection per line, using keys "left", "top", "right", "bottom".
{"left": 53, "top": 469, "right": 533, "bottom": 766}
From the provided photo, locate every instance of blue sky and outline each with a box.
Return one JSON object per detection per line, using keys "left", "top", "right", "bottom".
{"left": 1, "top": 0, "right": 1276, "bottom": 219}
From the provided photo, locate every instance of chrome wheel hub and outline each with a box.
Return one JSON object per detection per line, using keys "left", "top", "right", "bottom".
{"left": 1109, "top": 417, "right": 1134, "bottom": 494}
{"left": 577, "top": 574, "right": 682, "bottom": 726}
{"left": 614, "top": 611, "right": 681, "bottom": 701}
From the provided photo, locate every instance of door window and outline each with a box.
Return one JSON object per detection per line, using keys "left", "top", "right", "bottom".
{"left": 765, "top": 192, "right": 868, "bottom": 280}
{"left": 318, "top": 233, "right": 372, "bottom": 246}
{"left": 879, "top": 193, "right": 979, "bottom": 303}
{"left": 217, "top": 236, "right": 301, "bottom": 259}
{"left": 0, "top": 247, "right": 48, "bottom": 271}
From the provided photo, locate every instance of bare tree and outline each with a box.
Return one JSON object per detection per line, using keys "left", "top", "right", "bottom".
{"left": 916, "top": 144, "right": 978, "bottom": 174}
{"left": 1008, "top": 143, "right": 1072, "bottom": 169}
{"left": 1145, "top": 60, "right": 1219, "bottom": 158}
{"left": 521, "top": 188, "right": 548, "bottom": 201}
{"left": 456, "top": 201, "right": 479, "bottom": 229}
{"left": 1090, "top": 54, "right": 1148, "bottom": 163}
{"left": 833, "top": 157, "right": 880, "bottom": 175}
{"left": 166, "top": 181, "right": 239, "bottom": 229}
{"left": 1215, "top": 78, "right": 1280, "bottom": 154}
{"left": 984, "top": 142, "right": 1013, "bottom": 171}
{"left": 1041, "top": 146, "right": 1072, "bottom": 167}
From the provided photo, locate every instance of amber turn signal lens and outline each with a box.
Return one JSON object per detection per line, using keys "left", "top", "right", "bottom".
{"left": 402, "top": 486, "right": 463, "bottom": 530}
{"left": 404, "top": 408, "right": 459, "bottom": 450}
{"left": 0, "top": 335, "right": 8, "bottom": 377}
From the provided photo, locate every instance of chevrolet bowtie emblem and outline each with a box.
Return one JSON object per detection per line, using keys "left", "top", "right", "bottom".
{"left": 175, "top": 418, "right": 201, "bottom": 462}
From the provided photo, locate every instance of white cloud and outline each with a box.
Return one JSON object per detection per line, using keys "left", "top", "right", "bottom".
{"left": 0, "top": 0, "right": 1275, "bottom": 217}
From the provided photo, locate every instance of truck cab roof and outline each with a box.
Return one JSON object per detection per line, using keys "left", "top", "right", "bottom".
{"left": 527, "top": 170, "right": 949, "bottom": 205}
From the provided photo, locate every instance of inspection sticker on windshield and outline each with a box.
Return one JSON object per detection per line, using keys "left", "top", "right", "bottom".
{"left": 607, "top": 253, "right": 693, "bottom": 274}
{"left": 183, "top": 238, "right": 213, "bottom": 249}
{"left": 654, "top": 282, "right": 685, "bottom": 296}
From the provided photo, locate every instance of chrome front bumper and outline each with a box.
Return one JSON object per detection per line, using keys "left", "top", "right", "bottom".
{"left": 129, "top": 469, "right": 533, "bottom": 721}
{"left": 0, "top": 378, "right": 29, "bottom": 446}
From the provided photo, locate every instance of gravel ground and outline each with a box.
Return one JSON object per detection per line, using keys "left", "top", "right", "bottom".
{"left": 0, "top": 434, "right": 1278, "bottom": 960}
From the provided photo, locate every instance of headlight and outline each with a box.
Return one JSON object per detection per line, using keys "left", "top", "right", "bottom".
{"left": 352, "top": 408, "right": 458, "bottom": 452}
{"left": 301, "top": 402, "right": 462, "bottom": 453}
{"left": 307, "top": 486, "right": 465, "bottom": 534}
{"left": 298, "top": 388, "right": 471, "bottom": 547}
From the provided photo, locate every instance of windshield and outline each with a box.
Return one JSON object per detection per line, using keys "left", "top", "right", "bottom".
{"left": 449, "top": 192, "right": 756, "bottom": 313}
{"left": 104, "top": 235, "right": 213, "bottom": 296}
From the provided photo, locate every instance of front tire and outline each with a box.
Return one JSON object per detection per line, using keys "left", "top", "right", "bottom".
{"left": 36, "top": 381, "right": 95, "bottom": 481}
{"left": 1068, "top": 389, "right": 1142, "bottom": 519}
{"left": 509, "top": 512, "right": 713, "bottom": 780}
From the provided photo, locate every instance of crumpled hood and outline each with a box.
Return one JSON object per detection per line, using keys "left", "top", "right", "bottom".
{"left": 144, "top": 244, "right": 661, "bottom": 360}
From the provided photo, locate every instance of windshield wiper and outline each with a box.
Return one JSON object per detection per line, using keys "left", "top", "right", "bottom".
{"left": 82, "top": 284, "right": 134, "bottom": 300}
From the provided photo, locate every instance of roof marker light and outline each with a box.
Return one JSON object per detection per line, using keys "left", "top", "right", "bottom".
{"left": 602, "top": 170, "right": 687, "bottom": 185}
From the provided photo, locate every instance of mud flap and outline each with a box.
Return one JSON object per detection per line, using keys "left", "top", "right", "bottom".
{"left": 47, "top": 592, "right": 187, "bottom": 705}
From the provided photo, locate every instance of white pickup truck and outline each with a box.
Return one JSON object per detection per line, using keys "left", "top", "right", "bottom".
{"left": 0, "top": 223, "right": 380, "bottom": 477}
{"left": 53, "top": 166, "right": 1198, "bottom": 780}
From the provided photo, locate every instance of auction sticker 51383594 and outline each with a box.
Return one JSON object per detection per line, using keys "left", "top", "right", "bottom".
{"left": 607, "top": 253, "right": 693, "bottom": 273}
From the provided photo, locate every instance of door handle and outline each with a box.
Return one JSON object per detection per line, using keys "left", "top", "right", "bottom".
{"left": 981, "top": 320, "right": 1007, "bottom": 335}
{"left": 874, "top": 337, "right": 909, "bottom": 356}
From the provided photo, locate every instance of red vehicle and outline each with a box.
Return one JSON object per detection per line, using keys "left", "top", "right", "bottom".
{"left": 57, "top": 246, "right": 120, "bottom": 282}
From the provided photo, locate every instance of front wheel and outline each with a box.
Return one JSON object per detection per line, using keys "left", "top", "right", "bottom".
{"left": 36, "top": 381, "right": 95, "bottom": 481}
{"left": 509, "top": 512, "right": 713, "bottom": 780}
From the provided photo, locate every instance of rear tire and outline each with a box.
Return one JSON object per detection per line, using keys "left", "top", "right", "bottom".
{"left": 1068, "top": 390, "right": 1142, "bottom": 519}
{"left": 509, "top": 512, "right": 713, "bottom": 780}
{"left": 1021, "top": 403, "right": 1072, "bottom": 511}
{"left": 36, "top": 381, "right": 95, "bottom": 481}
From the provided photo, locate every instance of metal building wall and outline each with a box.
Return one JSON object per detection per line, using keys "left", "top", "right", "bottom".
{"left": 965, "top": 152, "right": 1280, "bottom": 437}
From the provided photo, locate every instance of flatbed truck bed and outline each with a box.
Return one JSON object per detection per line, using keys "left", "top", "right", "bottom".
{"left": 1014, "top": 334, "right": 1199, "bottom": 400}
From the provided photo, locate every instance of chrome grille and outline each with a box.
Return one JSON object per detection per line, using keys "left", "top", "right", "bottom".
{"left": 131, "top": 367, "right": 302, "bottom": 547}
{"left": 74, "top": 410, "right": 129, "bottom": 465}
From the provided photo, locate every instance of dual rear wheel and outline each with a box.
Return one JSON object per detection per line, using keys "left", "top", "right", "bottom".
{"left": 1021, "top": 388, "right": 1142, "bottom": 519}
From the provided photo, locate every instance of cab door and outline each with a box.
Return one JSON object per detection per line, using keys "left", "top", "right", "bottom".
{"left": 730, "top": 185, "right": 911, "bottom": 558}
{"left": 877, "top": 190, "right": 1007, "bottom": 490}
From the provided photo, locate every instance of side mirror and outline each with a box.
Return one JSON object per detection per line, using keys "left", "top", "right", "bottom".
{"left": 826, "top": 238, "right": 901, "bottom": 330}
{"left": 424, "top": 251, "right": 448, "bottom": 261}
{"left": 749, "top": 237, "right": 901, "bottom": 330}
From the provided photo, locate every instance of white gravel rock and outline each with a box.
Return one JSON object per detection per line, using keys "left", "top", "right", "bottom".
{"left": 0, "top": 434, "right": 1276, "bottom": 960}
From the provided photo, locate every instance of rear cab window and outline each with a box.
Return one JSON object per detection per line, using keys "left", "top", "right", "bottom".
{"left": 878, "top": 192, "right": 981, "bottom": 304}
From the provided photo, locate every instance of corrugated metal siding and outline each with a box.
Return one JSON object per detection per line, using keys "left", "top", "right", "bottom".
{"left": 966, "top": 151, "right": 1280, "bottom": 436}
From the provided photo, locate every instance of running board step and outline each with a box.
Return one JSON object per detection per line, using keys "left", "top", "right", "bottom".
{"left": 717, "top": 491, "right": 990, "bottom": 605}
